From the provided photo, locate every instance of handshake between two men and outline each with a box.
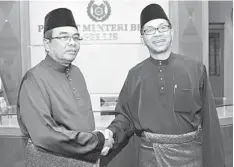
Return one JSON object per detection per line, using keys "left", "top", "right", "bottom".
{"left": 100, "top": 129, "right": 114, "bottom": 156}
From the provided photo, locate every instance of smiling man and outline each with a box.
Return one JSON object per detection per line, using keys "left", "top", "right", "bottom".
{"left": 103, "top": 3, "right": 225, "bottom": 167}
{"left": 17, "top": 8, "right": 113, "bottom": 167}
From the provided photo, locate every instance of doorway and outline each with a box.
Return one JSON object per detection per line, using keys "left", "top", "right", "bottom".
{"left": 209, "top": 23, "right": 224, "bottom": 98}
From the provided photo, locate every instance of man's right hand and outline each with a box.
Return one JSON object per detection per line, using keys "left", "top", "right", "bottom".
{"left": 101, "top": 129, "right": 114, "bottom": 156}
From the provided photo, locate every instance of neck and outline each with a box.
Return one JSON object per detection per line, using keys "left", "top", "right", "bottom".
{"left": 150, "top": 49, "right": 172, "bottom": 60}
{"left": 60, "top": 62, "right": 70, "bottom": 67}
{"left": 48, "top": 53, "right": 70, "bottom": 67}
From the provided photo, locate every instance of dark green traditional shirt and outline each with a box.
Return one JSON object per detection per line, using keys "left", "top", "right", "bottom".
{"left": 17, "top": 55, "right": 105, "bottom": 162}
{"left": 108, "top": 53, "right": 225, "bottom": 167}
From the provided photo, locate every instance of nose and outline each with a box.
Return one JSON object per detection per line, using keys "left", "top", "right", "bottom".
{"left": 67, "top": 37, "right": 78, "bottom": 46}
{"left": 69, "top": 37, "right": 76, "bottom": 44}
{"left": 154, "top": 30, "right": 163, "bottom": 36}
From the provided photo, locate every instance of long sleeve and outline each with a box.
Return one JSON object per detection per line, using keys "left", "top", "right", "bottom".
{"left": 18, "top": 73, "right": 105, "bottom": 162}
{"left": 200, "top": 66, "right": 225, "bottom": 167}
{"left": 108, "top": 74, "right": 135, "bottom": 148}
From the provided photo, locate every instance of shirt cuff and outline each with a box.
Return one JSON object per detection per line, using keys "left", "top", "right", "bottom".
{"left": 93, "top": 131, "right": 105, "bottom": 151}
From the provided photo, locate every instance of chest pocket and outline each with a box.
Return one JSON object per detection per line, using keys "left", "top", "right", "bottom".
{"left": 174, "top": 85, "right": 193, "bottom": 112}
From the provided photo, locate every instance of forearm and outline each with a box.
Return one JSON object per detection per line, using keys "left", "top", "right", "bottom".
{"left": 108, "top": 113, "right": 134, "bottom": 148}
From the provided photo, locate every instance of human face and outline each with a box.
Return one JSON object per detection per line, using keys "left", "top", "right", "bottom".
{"left": 141, "top": 19, "right": 173, "bottom": 54}
{"left": 44, "top": 26, "right": 81, "bottom": 66}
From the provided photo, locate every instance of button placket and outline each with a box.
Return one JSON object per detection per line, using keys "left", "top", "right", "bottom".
{"left": 65, "top": 67, "right": 70, "bottom": 73}
{"left": 70, "top": 83, "right": 79, "bottom": 100}
{"left": 159, "top": 82, "right": 165, "bottom": 94}
{"left": 66, "top": 67, "right": 70, "bottom": 81}
{"left": 159, "top": 79, "right": 165, "bottom": 85}
{"left": 75, "top": 91, "right": 81, "bottom": 102}
{"left": 158, "top": 68, "right": 165, "bottom": 94}
{"left": 158, "top": 65, "right": 164, "bottom": 72}
{"left": 65, "top": 71, "right": 79, "bottom": 100}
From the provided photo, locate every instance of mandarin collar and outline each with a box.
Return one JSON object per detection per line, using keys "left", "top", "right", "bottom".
{"left": 43, "top": 55, "right": 71, "bottom": 73}
{"left": 149, "top": 52, "right": 174, "bottom": 66}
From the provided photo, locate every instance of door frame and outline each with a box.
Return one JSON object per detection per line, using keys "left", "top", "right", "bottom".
{"left": 209, "top": 23, "right": 225, "bottom": 98}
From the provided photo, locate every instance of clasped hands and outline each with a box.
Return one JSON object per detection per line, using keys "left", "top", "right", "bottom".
{"left": 101, "top": 129, "right": 114, "bottom": 156}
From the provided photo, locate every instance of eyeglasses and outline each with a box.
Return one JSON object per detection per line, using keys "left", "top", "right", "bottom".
{"left": 142, "top": 25, "right": 171, "bottom": 35}
{"left": 50, "top": 34, "right": 83, "bottom": 42}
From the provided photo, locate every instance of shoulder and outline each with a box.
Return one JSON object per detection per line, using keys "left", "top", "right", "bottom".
{"left": 173, "top": 53, "right": 206, "bottom": 81}
{"left": 70, "top": 64, "right": 88, "bottom": 86}
{"left": 128, "top": 58, "right": 149, "bottom": 76}
{"left": 70, "top": 64, "right": 85, "bottom": 77}
{"left": 174, "top": 53, "right": 205, "bottom": 70}
{"left": 71, "top": 64, "right": 82, "bottom": 73}
{"left": 21, "top": 60, "right": 47, "bottom": 84}
{"left": 174, "top": 53, "right": 196, "bottom": 64}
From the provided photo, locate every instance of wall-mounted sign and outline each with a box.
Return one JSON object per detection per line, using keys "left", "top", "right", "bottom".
{"left": 100, "top": 96, "right": 118, "bottom": 111}
{"left": 87, "top": 0, "right": 111, "bottom": 22}
{"left": 29, "top": 0, "right": 169, "bottom": 45}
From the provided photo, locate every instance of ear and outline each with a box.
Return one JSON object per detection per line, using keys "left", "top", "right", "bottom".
{"left": 140, "top": 35, "right": 146, "bottom": 46}
{"left": 170, "top": 28, "right": 174, "bottom": 41}
{"left": 43, "top": 38, "right": 50, "bottom": 52}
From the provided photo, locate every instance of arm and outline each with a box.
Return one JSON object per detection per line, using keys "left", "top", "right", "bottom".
{"left": 200, "top": 65, "right": 225, "bottom": 167}
{"left": 18, "top": 73, "right": 105, "bottom": 162}
{"left": 107, "top": 74, "right": 135, "bottom": 149}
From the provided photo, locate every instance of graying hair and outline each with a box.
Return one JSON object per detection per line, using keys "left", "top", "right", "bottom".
{"left": 44, "top": 29, "right": 53, "bottom": 40}
{"left": 44, "top": 30, "right": 53, "bottom": 53}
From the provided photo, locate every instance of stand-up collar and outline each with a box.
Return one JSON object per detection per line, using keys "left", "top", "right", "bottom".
{"left": 43, "top": 55, "right": 71, "bottom": 73}
{"left": 149, "top": 52, "right": 174, "bottom": 66}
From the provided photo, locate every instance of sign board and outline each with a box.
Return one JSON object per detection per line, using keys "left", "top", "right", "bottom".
{"left": 100, "top": 96, "right": 118, "bottom": 111}
{"left": 29, "top": 0, "right": 169, "bottom": 45}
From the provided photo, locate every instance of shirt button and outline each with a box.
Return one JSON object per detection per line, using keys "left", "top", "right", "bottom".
{"left": 159, "top": 61, "right": 162, "bottom": 65}
{"left": 76, "top": 97, "right": 80, "bottom": 100}
{"left": 160, "top": 78, "right": 163, "bottom": 80}
{"left": 161, "top": 87, "right": 164, "bottom": 90}
{"left": 159, "top": 69, "right": 163, "bottom": 72}
{"left": 69, "top": 78, "right": 72, "bottom": 81}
